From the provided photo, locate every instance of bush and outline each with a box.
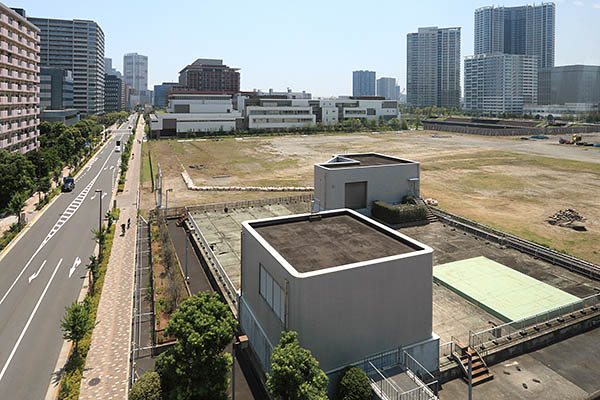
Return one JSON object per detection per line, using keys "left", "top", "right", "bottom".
{"left": 130, "top": 371, "right": 161, "bottom": 400}
{"left": 372, "top": 200, "right": 427, "bottom": 225}
{"left": 337, "top": 366, "right": 373, "bottom": 400}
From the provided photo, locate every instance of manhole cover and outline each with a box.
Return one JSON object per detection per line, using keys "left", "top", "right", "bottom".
{"left": 88, "top": 377, "right": 101, "bottom": 386}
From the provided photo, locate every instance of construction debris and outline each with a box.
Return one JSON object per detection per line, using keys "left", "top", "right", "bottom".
{"left": 547, "top": 209, "right": 586, "bottom": 230}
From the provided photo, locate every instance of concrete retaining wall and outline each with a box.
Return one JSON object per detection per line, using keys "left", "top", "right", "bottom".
{"left": 423, "top": 122, "right": 598, "bottom": 136}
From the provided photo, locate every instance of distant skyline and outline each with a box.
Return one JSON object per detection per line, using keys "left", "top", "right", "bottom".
{"left": 16, "top": 0, "right": 600, "bottom": 97}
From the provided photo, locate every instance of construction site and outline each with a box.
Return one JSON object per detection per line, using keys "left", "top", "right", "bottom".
{"left": 136, "top": 131, "right": 600, "bottom": 400}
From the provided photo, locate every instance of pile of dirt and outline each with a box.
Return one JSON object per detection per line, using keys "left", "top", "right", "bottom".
{"left": 547, "top": 209, "right": 586, "bottom": 230}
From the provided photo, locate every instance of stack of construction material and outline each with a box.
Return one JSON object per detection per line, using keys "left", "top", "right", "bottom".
{"left": 547, "top": 209, "right": 586, "bottom": 230}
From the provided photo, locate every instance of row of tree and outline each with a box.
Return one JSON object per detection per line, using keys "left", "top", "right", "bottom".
{"left": 0, "top": 111, "right": 129, "bottom": 215}
{"left": 127, "top": 291, "right": 373, "bottom": 400}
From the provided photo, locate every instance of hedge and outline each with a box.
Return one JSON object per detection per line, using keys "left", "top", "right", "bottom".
{"left": 372, "top": 200, "right": 427, "bottom": 225}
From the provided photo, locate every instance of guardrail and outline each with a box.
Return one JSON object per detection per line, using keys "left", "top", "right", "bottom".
{"left": 186, "top": 211, "right": 240, "bottom": 315}
{"left": 185, "top": 193, "right": 314, "bottom": 214}
{"left": 428, "top": 206, "right": 600, "bottom": 281}
{"left": 469, "top": 293, "right": 600, "bottom": 355}
{"left": 365, "top": 361, "right": 402, "bottom": 400}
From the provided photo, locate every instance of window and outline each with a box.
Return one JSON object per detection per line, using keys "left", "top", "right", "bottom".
{"left": 259, "top": 264, "right": 285, "bottom": 324}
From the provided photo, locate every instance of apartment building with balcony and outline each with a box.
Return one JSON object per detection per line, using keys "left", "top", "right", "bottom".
{"left": 28, "top": 15, "right": 104, "bottom": 115}
{"left": 0, "top": 5, "right": 40, "bottom": 154}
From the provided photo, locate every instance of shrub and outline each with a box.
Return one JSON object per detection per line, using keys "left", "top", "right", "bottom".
{"left": 372, "top": 200, "right": 427, "bottom": 225}
{"left": 337, "top": 366, "right": 373, "bottom": 400}
{"left": 130, "top": 371, "right": 161, "bottom": 400}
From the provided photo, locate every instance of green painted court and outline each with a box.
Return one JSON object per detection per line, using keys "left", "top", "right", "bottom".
{"left": 433, "top": 256, "right": 581, "bottom": 322}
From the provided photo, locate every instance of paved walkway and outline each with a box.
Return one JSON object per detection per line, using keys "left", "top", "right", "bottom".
{"left": 79, "top": 117, "right": 143, "bottom": 399}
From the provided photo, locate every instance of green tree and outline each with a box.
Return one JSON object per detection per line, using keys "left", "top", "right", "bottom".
{"left": 0, "top": 150, "right": 35, "bottom": 209}
{"left": 86, "top": 255, "right": 99, "bottom": 294}
{"left": 337, "top": 367, "right": 372, "bottom": 400}
{"left": 8, "top": 192, "right": 27, "bottom": 224}
{"left": 37, "top": 176, "right": 52, "bottom": 203}
{"left": 155, "top": 292, "right": 238, "bottom": 400}
{"left": 401, "top": 119, "right": 409, "bottom": 130}
{"left": 130, "top": 371, "right": 162, "bottom": 400}
{"left": 266, "top": 331, "right": 328, "bottom": 400}
{"left": 60, "top": 299, "right": 93, "bottom": 354}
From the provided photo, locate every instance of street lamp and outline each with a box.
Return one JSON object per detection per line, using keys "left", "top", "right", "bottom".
{"left": 165, "top": 188, "right": 173, "bottom": 218}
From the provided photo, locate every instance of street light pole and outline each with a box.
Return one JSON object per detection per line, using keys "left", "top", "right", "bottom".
{"left": 165, "top": 188, "right": 173, "bottom": 218}
{"left": 95, "top": 189, "right": 103, "bottom": 256}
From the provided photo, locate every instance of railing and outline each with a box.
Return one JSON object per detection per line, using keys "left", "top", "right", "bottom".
{"left": 185, "top": 193, "right": 314, "bottom": 214}
{"left": 428, "top": 205, "right": 600, "bottom": 281}
{"left": 187, "top": 211, "right": 240, "bottom": 314}
{"left": 438, "top": 341, "right": 455, "bottom": 368}
{"left": 470, "top": 293, "right": 600, "bottom": 355}
{"left": 403, "top": 352, "right": 438, "bottom": 393}
{"left": 366, "top": 361, "right": 402, "bottom": 400}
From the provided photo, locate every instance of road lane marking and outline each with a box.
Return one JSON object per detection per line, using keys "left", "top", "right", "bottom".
{"left": 28, "top": 260, "right": 46, "bottom": 284}
{"left": 0, "top": 259, "right": 63, "bottom": 383}
{"left": 0, "top": 144, "right": 114, "bottom": 307}
{"left": 68, "top": 257, "right": 81, "bottom": 278}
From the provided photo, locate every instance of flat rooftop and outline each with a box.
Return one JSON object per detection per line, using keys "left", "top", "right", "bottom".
{"left": 251, "top": 212, "right": 421, "bottom": 273}
{"left": 320, "top": 153, "right": 414, "bottom": 169}
{"left": 433, "top": 256, "right": 581, "bottom": 322}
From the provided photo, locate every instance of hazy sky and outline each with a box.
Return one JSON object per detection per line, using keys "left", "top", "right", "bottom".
{"left": 17, "top": 0, "right": 600, "bottom": 97}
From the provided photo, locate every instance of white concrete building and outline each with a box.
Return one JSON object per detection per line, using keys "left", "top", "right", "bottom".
{"left": 240, "top": 208, "right": 438, "bottom": 377}
{"left": 313, "top": 153, "right": 420, "bottom": 215}
{"left": 247, "top": 105, "right": 315, "bottom": 130}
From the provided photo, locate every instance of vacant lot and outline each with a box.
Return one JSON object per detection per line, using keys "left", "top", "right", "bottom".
{"left": 140, "top": 131, "right": 600, "bottom": 264}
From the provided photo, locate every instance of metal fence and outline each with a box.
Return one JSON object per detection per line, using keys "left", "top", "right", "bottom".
{"left": 185, "top": 193, "right": 314, "bottom": 214}
{"left": 470, "top": 293, "right": 600, "bottom": 355}
{"left": 187, "top": 211, "right": 240, "bottom": 314}
{"left": 240, "top": 297, "right": 273, "bottom": 375}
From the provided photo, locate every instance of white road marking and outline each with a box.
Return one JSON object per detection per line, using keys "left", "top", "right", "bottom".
{"left": 27, "top": 260, "right": 46, "bottom": 284}
{"left": 0, "top": 143, "right": 114, "bottom": 307}
{"left": 68, "top": 257, "right": 81, "bottom": 278}
{"left": 0, "top": 258, "right": 63, "bottom": 383}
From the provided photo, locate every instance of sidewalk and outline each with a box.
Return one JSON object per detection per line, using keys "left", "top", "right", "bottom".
{"left": 79, "top": 117, "right": 143, "bottom": 399}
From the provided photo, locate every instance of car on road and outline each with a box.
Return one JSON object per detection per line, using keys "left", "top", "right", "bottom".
{"left": 115, "top": 139, "right": 121, "bottom": 152}
{"left": 62, "top": 176, "right": 75, "bottom": 192}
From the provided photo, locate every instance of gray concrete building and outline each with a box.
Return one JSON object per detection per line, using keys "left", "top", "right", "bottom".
{"left": 40, "top": 67, "right": 72, "bottom": 110}
{"left": 352, "top": 70, "right": 376, "bottom": 97}
{"left": 240, "top": 208, "right": 437, "bottom": 377}
{"left": 313, "top": 153, "right": 420, "bottom": 215}
{"left": 407, "top": 27, "right": 461, "bottom": 109}
{"left": 538, "top": 65, "right": 600, "bottom": 106}
{"left": 464, "top": 53, "right": 538, "bottom": 115}
{"left": 123, "top": 52, "right": 148, "bottom": 91}
{"left": 104, "top": 73, "right": 122, "bottom": 112}
{"left": 376, "top": 77, "right": 396, "bottom": 100}
{"left": 474, "top": 3, "right": 555, "bottom": 69}
{"left": 28, "top": 16, "right": 104, "bottom": 115}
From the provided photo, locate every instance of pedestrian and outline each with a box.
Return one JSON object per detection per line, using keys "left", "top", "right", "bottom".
{"left": 127, "top": 218, "right": 131, "bottom": 229}
{"left": 121, "top": 223, "right": 126, "bottom": 236}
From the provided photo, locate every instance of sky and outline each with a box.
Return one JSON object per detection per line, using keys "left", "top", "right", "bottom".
{"left": 16, "top": 0, "right": 600, "bottom": 97}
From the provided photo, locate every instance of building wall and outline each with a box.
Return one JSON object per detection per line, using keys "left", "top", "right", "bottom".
{"left": 464, "top": 53, "right": 537, "bottom": 114}
{"left": 376, "top": 77, "right": 396, "bottom": 100}
{"left": 240, "top": 210, "right": 434, "bottom": 373}
{"left": 153, "top": 82, "right": 177, "bottom": 108}
{"left": 407, "top": 27, "right": 461, "bottom": 109}
{"left": 29, "top": 16, "right": 104, "bottom": 115}
{"left": 104, "top": 73, "right": 122, "bottom": 112}
{"left": 0, "top": 5, "right": 40, "bottom": 154}
{"left": 123, "top": 52, "right": 148, "bottom": 91}
{"left": 538, "top": 65, "right": 600, "bottom": 105}
{"left": 352, "top": 70, "right": 375, "bottom": 97}
{"left": 313, "top": 161, "right": 420, "bottom": 214}
{"left": 247, "top": 106, "right": 315, "bottom": 129}
{"left": 40, "top": 67, "right": 73, "bottom": 110}
{"left": 179, "top": 59, "right": 240, "bottom": 92}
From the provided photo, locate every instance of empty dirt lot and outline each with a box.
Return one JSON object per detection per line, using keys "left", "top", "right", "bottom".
{"left": 140, "top": 130, "right": 600, "bottom": 264}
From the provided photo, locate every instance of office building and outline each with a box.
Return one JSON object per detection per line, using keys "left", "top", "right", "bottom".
{"left": 123, "top": 52, "right": 147, "bottom": 91}
{"left": 0, "top": 5, "right": 40, "bottom": 154}
{"left": 153, "top": 82, "right": 177, "bottom": 108}
{"left": 474, "top": 3, "right": 555, "bottom": 69}
{"left": 121, "top": 82, "right": 131, "bottom": 111}
{"left": 29, "top": 15, "right": 104, "bottom": 115}
{"left": 464, "top": 53, "right": 537, "bottom": 114}
{"left": 352, "top": 70, "right": 376, "bottom": 97}
{"left": 178, "top": 58, "right": 240, "bottom": 92}
{"left": 104, "top": 73, "right": 122, "bottom": 112}
{"left": 40, "top": 67, "right": 72, "bottom": 110}
{"left": 538, "top": 65, "right": 600, "bottom": 105}
{"left": 407, "top": 27, "right": 461, "bottom": 109}
{"left": 376, "top": 77, "right": 396, "bottom": 100}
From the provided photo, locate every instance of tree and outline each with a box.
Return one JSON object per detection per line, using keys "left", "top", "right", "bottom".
{"left": 266, "top": 331, "right": 328, "bottom": 400}
{"left": 87, "top": 255, "right": 99, "bottom": 294}
{"left": 130, "top": 371, "right": 162, "bottom": 400}
{"left": 8, "top": 192, "right": 27, "bottom": 224}
{"left": 0, "top": 150, "right": 35, "bottom": 209}
{"left": 60, "top": 299, "right": 93, "bottom": 354}
{"left": 337, "top": 367, "right": 372, "bottom": 400}
{"left": 155, "top": 292, "right": 238, "bottom": 400}
{"left": 37, "top": 176, "right": 52, "bottom": 203}
{"left": 401, "top": 119, "right": 409, "bottom": 130}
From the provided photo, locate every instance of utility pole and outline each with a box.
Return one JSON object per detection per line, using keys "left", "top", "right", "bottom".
{"left": 468, "top": 353, "right": 472, "bottom": 400}
{"left": 95, "top": 189, "right": 103, "bottom": 256}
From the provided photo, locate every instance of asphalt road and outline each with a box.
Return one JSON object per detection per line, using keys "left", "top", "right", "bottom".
{"left": 0, "top": 115, "right": 135, "bottom": 399}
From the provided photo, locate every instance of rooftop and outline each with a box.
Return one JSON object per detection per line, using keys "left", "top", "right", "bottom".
{"left": 320, "top": 153, "right": 416, "bottom": 169}
{"left": 250, "top": 211, "right": 422, "bottom": 273}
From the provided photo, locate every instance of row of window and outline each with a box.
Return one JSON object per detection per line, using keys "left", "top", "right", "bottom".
{"left": 259, "top": 264, "right": 285, "bottom": 324}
